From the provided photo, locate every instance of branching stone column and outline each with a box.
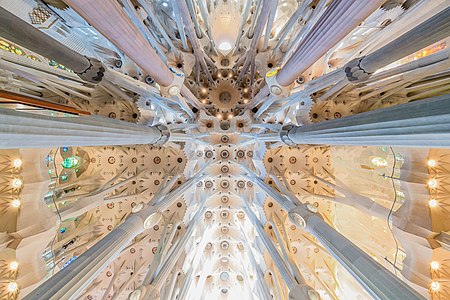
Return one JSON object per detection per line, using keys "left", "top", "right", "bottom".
{"left": 0, "top": 107, "right": 169, "bottom": 148}
{"left": 64, "top": 0, "right": 172, "bottom": 87}
{"left": 240, "top": 230, "right": 272, "bottom": 300}
{"left": 346, "top": 7, "right": 450, "bottom": 82}
{"left": 252, "top": 175, "right": 426, "bottom": 300}
{"left": 64, "top": 0, "right": 200, "bottom": 107}
{"left": 24, "top": 172, "right": 202, "bottom": 300}
{"left": 24, "top": 207, "right": 161, "bottom": 300}
{"left": 60, "top": 173, "right": 139, "bottom": 220}
{"left": 176, "top": 0, "right": 212, "bottom": 81}
{"left": 280, "top": 94, "right": 450, "bottom": 148}
{"left": 130, "top": 201, "right": 206, "bottom": 300}
{"left": 0, "top": 7, "right": 105, "bottom": 83}
{"left": 244, "top": 206, "right": 319, "bottom": 300}
{"left": 256, "top": 0, "right": 384, "bottom": 101}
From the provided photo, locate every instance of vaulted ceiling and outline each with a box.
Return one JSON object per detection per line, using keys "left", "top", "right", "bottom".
{"left": 0, "top": 1, "right": 449, "bottom": 300}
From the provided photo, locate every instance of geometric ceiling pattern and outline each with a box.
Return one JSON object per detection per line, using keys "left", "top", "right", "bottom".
{"left": 0, "top": 0, "right": 449, "bottom": 299}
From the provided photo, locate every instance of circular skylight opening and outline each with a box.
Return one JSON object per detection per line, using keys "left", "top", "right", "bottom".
{"left": 219, "top": 41, "right": 232, "bottom": 51}
{"left": 220, "top": 272, "right": 229, "bottom": 281}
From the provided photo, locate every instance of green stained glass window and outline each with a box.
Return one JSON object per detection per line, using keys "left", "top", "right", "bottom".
{"left": 61, "top": 156, "right": 81, "bottom": 169}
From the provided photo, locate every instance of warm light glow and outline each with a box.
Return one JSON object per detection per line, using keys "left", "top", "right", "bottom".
{"left": 371, "top": 156, "right": 388, "bottom": 167}
{"left": 7, "top": 282, "right": 18, "bottom": 292}
{"left": 13, "top": 159, "right": 22, "bottom": 168}
{"left": 428, "top": 160, "right": 437, "bottom": 167}
{"left": 431, "top": 261, "right": 440, "bottom": 270}
{"left": 217, "top": 113, "right": 223, "bottom": 120}
{"left": 429, "top": 199, "right": 438, "bottom": 208}
{"left": 9, "top": 261, "right": 18, "bottom": 270}
{"left": 218, "top": 41, "right": 232, "bottom": 51}
{"left": 11, "top": 199, "right": 21, "bottom": 208}
{"left": 431, "top": 281, "right": 440, "bottom": 291}
{"left": 428, "top": 179, "right": 437, "bottom": 188}
{"left": 12, "top": 178, "right": 22, "bottom": 188}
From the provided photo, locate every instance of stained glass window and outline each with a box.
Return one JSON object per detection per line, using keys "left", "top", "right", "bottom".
{"left": 0, "top": 40, "right": 25, "bottom": 56}
{"left": 61, "top": 156, "right": 82, "bottom": 169}
{"left": 49, "top": 60, "right": 73, "bottom": 73}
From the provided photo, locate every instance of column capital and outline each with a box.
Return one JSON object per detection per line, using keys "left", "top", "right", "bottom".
{"left": 155, "top": 125, "right": 171, "bottom": 145}
{"left": 133, "top": 206, "right": 162, "bottom": 230}
{"left": 280, "top": 125, "right": 295, "bottom": 145}
{"left": 344, "top": 56, "right": 371, "bottom": 82}
{"left": 288, "top": 203, "right": 321, "bottom": 229}
{"left": 77, "top": 57, "right": 106, "bottom": 83}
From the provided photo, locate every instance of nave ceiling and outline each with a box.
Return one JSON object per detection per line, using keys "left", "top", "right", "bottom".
{"left": 0, "top": 0, "right": 450, "bottom": 299}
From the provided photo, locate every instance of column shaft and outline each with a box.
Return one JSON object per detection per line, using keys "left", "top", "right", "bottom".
{"left": 245, "top": 207, "right": 296, "bottom": 290}
{"left": 23, "top": 215, "right": 145, "bottom": 300}
{"left": 28, "top": 178, "right": 196, "bottom": 299}
{"left": 256, "top": 177, "right": 426, "bottom": 299}
{"left": 305, "top": 214, "right": 426, "bottom": 300}
{"left": 282, "top": 94, "right": 450, "bottom": 148}
{"left": 245, "top": 206, "right": 320, "bottom": 300}
{"left": 360, "top": 7, "right": 450, "bottom": 74}
{"left": 153, "top": 175, "right": 202, "bottom": 211}
{"left": 0, "top": 7, "right": 104, "bottom": 82}
{"left": 0, "top": 7, "right": 90, "bottom": 74}
{"left": 276, "top": 0, "right": 384, "bottom": 87}
{"left": 64, "top": 0, "right": 173, "bottom": 87}
{"left": 151, "top": 208, "right": 204, "bottom": 290}
{"left": 0, "top": 107, "right": 166, "bottom": 148}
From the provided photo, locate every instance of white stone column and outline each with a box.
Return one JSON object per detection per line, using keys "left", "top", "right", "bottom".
{"left": 23, "top": 208, "right": 160, "bottom": 300}
{"left": 253, "top": 177, "right": 426, "bottom": 300}
{"left": 244, "top": 206, "right": 319, "bottom": 300}
{"left": 22, "top": 170, "right": 203, "bottom": 299}
{"left": 0, "top": 7, "right": 105, "bottom": 83}
{"left": 0, "top": 107, "right": 169, "bottom": 148}
{"left": 130, "top": 204, "right": 206, "bottom": 300}
{"left": 346, "top": 6, "right": 450, "bottom": 82}
{"left": 64, "top": 0, "right": 173, "bottom": 87}
{"left": 270, "top": 0, "right": 385, "bottom": 90}
{"left": 281, "top": 94, "right": 450, "bottom": 148}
